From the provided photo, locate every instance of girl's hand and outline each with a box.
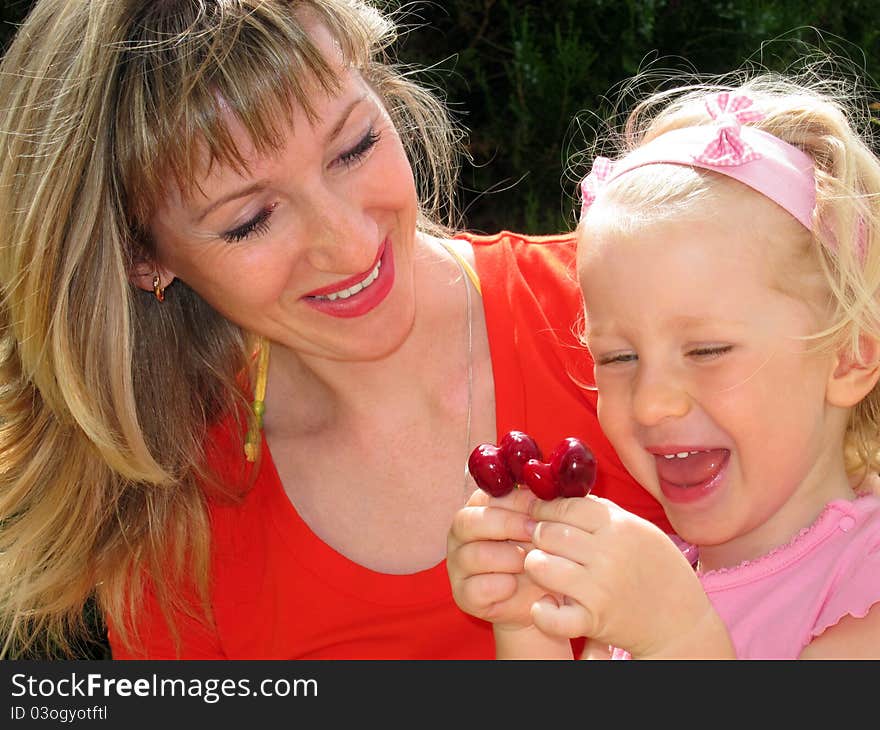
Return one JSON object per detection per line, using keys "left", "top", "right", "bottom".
{"left": 446, "top": 487, "right": 551, "bottom": 631}
{"left": 524, "top": 496, "right": 734, "bottom": 658}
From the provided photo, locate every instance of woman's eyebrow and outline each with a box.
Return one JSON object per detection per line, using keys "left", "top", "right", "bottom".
{"left": 194, "top": 182, "right": 267, "bottom": 224}
{"left": 326, "top": 94, "right": 368, "bottom": 143}
{"left": 192, "top": 95, "right": 370, "bottom": 224}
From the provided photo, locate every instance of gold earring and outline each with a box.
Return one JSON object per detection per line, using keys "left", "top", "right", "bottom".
{"left": 152, "top": 274, "right": 165, "bottom": 302}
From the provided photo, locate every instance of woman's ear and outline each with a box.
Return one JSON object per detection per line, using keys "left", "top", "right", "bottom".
{"left": 826, "top": 335, "right": 880, "bottom": 408}
{"left": 129, "top": 261, "right": 177, "bottom": 295}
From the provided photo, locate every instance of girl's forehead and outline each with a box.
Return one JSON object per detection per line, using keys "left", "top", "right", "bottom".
{"left": 579, "top": 194, "right": 813, "bottom": 293}
{"left": 578, "top": 191, "right": 826, "bottom": 339}
{"left": 580, "top": 177, "right": 805, "bottom": 253}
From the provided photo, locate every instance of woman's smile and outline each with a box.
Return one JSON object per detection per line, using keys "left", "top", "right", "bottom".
{"left": 303, "top": 239, "right": 395, "bottom": 318}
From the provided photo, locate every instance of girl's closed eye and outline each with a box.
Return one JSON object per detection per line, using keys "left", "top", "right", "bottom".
{"left": 335, "top": 127, "right": 381, "bottom": 168}
{"left": 687, "top": 344, "right": 733, "bottom": 360}
{"left": 596, "top": 351, "right": 639, "bottom": 366}
{"left": 222, "top": 202, "right": 278, "bottom": 244}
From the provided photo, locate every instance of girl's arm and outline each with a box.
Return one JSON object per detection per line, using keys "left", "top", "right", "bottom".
{"left": 494, "top": 621, "right": 573, "bottom": 659}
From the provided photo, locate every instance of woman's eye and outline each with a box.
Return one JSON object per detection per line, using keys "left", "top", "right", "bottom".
{"left": 336, "top": 127, "right": 381, "bottom": 167}
{"left": 222, "top": 205, "right": 275, "bottom": 243}
{"left": 688, "top": 345, "right": 733, "bottom": 360}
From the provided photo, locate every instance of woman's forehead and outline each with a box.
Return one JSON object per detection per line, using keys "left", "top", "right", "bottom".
{"left": 120, "top": 8, "right": 358, "bottom": 225}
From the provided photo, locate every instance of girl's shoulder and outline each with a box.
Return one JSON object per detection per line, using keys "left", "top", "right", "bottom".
{"left": 828, "top": 492, "right": 880, "bottom": 541}
{"left": 691, "top": 494, "right": 880, "bottom": 585}
{"left": 688, "top": 495, "right": 880, "bottom": 658}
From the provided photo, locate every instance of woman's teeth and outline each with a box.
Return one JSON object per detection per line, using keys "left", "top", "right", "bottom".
{"left": 314, "top": 259, "right": 382, "bottom": 301}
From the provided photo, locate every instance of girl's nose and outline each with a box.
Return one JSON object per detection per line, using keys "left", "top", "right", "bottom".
{"left": 631, "top": 369, "right": 691, "bottom": 427}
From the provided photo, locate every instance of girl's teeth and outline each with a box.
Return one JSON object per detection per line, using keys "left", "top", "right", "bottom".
{"left": 316, "top": 259, "right": 381, "bottom": 301}
{"left": 663, "top": 451, "right": 702, "bottom": 459}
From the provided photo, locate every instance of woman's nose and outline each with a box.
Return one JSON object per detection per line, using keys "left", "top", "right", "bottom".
{"left": 631, "top": 368, "right": 691, "bottom": 427}
{"left": 300, "top": 186, "right": 379, "bottom": 273}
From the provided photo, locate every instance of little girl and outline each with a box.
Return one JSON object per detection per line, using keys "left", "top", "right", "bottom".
{"left": 446, "top": 73, "right": 880, "bottom": 659}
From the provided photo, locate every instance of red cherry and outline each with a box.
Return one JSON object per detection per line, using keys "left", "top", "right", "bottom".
{"left": 467, "top": 443, "right": 516, "bottom": 497}
{"left": 549, "top": 437, "right": 597, "bottom": 497}
{"left": 500, "top": 430, "right": 543, "bottom": 483}
{"left": 521, "top": 458, "right": 558, "bottom": 501}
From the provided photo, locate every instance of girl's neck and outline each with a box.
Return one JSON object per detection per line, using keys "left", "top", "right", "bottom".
{"left": 695, "top": 469, "right": 856, "bottom": 573}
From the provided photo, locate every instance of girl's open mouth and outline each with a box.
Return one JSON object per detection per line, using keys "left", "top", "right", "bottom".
{"left": 654, "top": 448, "right": 730, "bottom": 504}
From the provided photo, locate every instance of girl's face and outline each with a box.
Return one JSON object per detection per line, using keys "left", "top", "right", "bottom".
{"left": 149, "top": 21, "right": 419, "bottom": 362}
{"left": 577, "top": 191, "right": 849, "bottom": 567}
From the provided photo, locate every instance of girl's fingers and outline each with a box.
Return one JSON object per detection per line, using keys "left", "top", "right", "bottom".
{"left": 531, "top": 595, "right": 593, "bottom": 639}
{"left": 450, "top": 502, "right": 534, "bottom": 545}
{"left": 522, "top": 548, "right": 594, "bottom": 606}
{"left": 528, "top": 495, "right": 612, "bottom": 534}
{"left": 456, "top": 572, "right": 518, "bottom": 615}
{"left": 466, "top": 486, "right": 536, "bottom": 512}
{"left": 529, "top": 519, "right": 594, "bottom": 565}
{"left": 450, "top": 539, "right": 527, "bottom": 579}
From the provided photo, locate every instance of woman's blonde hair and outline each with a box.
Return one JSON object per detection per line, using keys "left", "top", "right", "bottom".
{"left": 0, "top": 0, "right": 464, "bottom": 657}
{"left": 575, "top": 67, "right": 880, "bottom": 479}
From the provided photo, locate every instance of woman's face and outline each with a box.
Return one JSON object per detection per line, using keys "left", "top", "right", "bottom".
{"left": 149, "top": 21, "right": 419, "bottom": 362}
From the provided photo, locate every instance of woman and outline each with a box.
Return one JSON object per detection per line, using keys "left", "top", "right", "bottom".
{"left": 0, "top": 0, "right": 667, "bottom": 659}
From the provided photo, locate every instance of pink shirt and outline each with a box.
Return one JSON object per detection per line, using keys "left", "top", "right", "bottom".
{"left": 615, "top": 495, "right": 880, "bottom": 659}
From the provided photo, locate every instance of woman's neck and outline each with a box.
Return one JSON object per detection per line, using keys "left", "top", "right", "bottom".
{"left": 262, "top": 235, "right": 473, "bottom": 438}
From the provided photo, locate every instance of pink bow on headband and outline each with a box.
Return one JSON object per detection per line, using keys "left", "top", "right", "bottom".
{"left": 579, "top": 156, "right": 615, "bottom": 217}
{"left": 696, "top": 91, "right": 766, "bottom": 166}
{"left": 578, "top": 91, "right": 773, "bottom": 218}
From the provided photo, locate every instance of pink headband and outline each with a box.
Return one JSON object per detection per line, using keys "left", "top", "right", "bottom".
{"left": 579, "top": 91, "right": 816, "bottom": 230}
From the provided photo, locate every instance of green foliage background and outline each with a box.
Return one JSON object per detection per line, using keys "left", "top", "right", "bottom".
{"left": 3, "top": 0, "right": 878, "bottom": 235}
{"left": 392, "top": 0, "right": 880, "bottom": 234}
{"left": 0, "top": 0, "right": 878, "bottom": 657}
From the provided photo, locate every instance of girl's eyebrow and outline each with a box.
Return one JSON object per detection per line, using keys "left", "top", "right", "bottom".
{"left": 587, "top": 315, "right": 747, "bottom": 338}
{"left": 664, "top": 315, "right": 747, "bottom": 329}
{"left": 191, "top": 95, "right": 370, "bottom": 224}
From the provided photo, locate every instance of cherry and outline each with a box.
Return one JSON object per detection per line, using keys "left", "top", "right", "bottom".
{"left": 549, "top": 437, "right": 597, "bottom": 497}
{"left": 521, "top": 459, "right": 557, "bottom": 501}
{"left": 468, "top": 433, "right": 597, "bottom": 500}
{"left": 500, "top": 430, "right": 543, "bottom": 483}
{"left": 467, "top": 443, "right": 515, "bottom": 497}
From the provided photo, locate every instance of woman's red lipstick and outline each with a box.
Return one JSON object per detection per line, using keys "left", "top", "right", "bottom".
{"left": 303, "top": 240, "right": 394, "bottom": 318}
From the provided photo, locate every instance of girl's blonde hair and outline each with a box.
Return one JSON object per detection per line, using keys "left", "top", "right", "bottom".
{"left": 576, "top": 69, "right": 880, "bottom": 479}
{"left": 0, "top": 0, "right": 464, "bottom": 657}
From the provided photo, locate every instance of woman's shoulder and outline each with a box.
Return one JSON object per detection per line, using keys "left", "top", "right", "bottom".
{"left": 451, "top": 229, "right": 579, "bottom": 291}
{"left": 455, "top": 229, "right": 577, "bottom": 260}
{"left": 454, "top": 229, "right": 577, "bottom": 246}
